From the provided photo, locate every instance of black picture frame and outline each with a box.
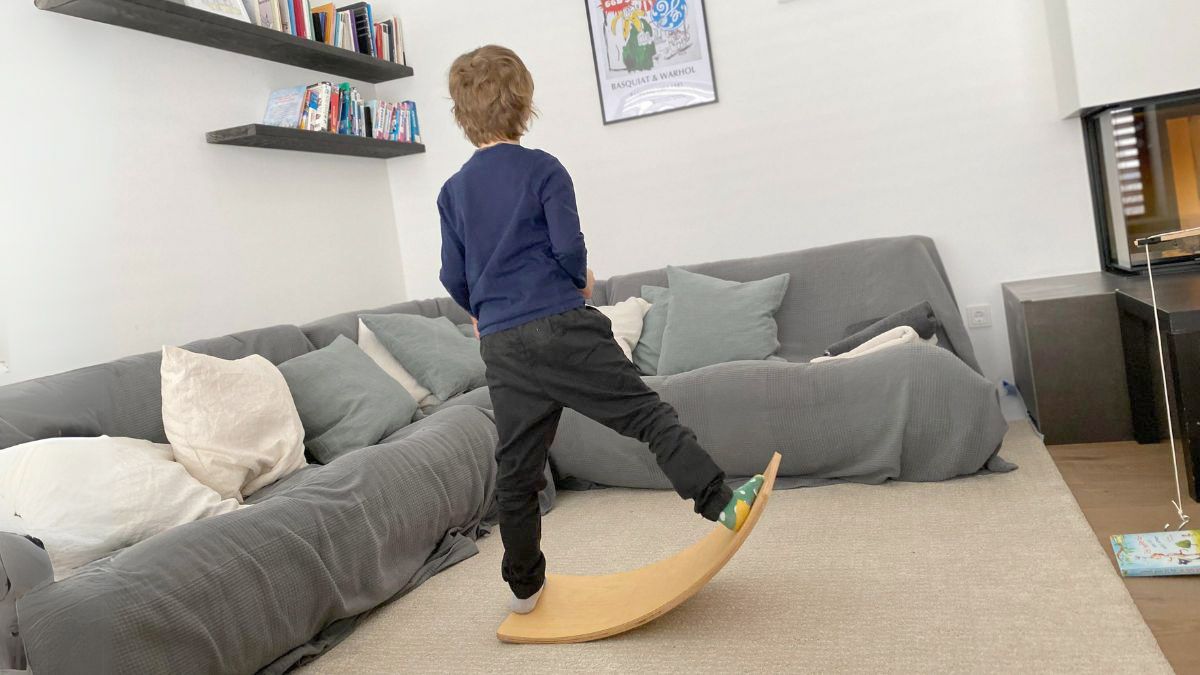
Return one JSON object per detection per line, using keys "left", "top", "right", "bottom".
{"left": 583, "top": 0, "right": 719, "bottom": 125}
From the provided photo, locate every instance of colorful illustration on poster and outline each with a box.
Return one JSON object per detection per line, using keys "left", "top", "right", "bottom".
{"left": 586, "top": 0, "right": 717, "bottom": 123}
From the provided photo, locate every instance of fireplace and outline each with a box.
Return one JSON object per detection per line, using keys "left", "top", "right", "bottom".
{"left": 1085, "top": 89, "right": 1200, "bottom": 273}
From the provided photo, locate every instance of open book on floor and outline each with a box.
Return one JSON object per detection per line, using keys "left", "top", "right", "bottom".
{"left": 1110, "top": 530, "right": 1200, "bottom": 577}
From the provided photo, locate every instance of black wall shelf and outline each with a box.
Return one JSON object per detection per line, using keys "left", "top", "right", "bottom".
{"left": 35, "top": 0, "right": 414, "bottom": 83}
{"left": 206, "top": 124, "right": 425, "bottom": 159}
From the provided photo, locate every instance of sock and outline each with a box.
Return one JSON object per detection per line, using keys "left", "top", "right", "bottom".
{"left": 509, "top": 583, "right": 544, "bottom": 614}
{"left": 718, "top": 475, "right": 764, "bottom": 532}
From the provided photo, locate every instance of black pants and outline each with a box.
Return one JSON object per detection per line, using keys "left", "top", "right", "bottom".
{"left": 479, "top": 305, "right": 732, "bottom": 599}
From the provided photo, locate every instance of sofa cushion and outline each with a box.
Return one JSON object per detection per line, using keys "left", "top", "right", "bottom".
{"left": 597, "top": 297, "right": 652, "bottom": 361}
{"left": 361, "top": 314, "right": 486, "bottom": 402}
{"left": 0, "top": 436, "right": 239, "bottom": 579}
{"left": 278, "top": 336, "right": 418, "bottom": 464}
{"left": 161, "top": 347, "right": 308, "bottom": 502}
{"left": 0, "top": 325, "right": 313, "bottom": 451}
{"left": 657, "top": 267, "right": 790, "bottom": 375}
{"left": 301, "top": 298, "right": 472, "bottom": 350}
{"left": 632, "top": 286, "right": 670, "bottom": 375}
{"left": 357, "top": 319, "right": 435, "bottom": 406}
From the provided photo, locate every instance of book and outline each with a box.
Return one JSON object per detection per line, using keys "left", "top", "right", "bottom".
{"left": 311, "top": 3, "right": 336, "bottom": 43}
{"left": 340, "top": 2, "right": 376, "bottom": 57}
{"left": 239, "top": 0, "right": 258, "bottom": 23}
{"left": 309, "top": 82, "right": 333, "bottom": 132}
{"left": 390, "top": 17, "right": 405, "bottom": 64}
{"left": 290, "top": 0, "right": 306, "bottom": 38}
{"left": 262, "top": 85, "right": 308, "bottom": 128}
{"left": 337, "top": 82, "right": 352, "bottom": 134}
{"left": 328, "top": 85, "right": 341, "bottom": 133}
{"left": 334, "top": 10, "right": 353, "bottom": 50}
{"left": 1111, "top": 530, "right": 1200, "bottom": 576}
{"left": 183, "top": 0, "right": 250, "bottom": 21}
{"left": 302, "top": 0, "right": 316, "bottom": 40}
{"left": 256, "top": 0, "right": 279, "bottom": 30}
{"left": 407, "top": 99, "right": 420, "bottom": 142}
{"left": 277, "top": 0, "right": 292, "bottom": 35}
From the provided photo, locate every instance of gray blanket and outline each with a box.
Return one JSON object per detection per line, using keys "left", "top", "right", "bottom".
{"left": 16, "top": 406, "right": 498, "bottom": 675}
{"left": 442, "top": 344, "right": 1010, "bottom": 490}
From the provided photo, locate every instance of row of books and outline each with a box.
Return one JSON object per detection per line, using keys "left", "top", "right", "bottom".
{"left": 263, "top": 83, "right": 422, "bottom": 143}
{"left": 236, "top": 1, "right": 406, "bottom": 64}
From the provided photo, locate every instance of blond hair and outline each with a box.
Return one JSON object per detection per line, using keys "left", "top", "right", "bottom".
{"left": 448, "top": 45, "right": 536, "bottom": 146}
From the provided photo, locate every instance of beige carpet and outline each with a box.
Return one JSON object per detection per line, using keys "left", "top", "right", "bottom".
{"left": 301, "top": 422, "right": 1170, "bottom": 674}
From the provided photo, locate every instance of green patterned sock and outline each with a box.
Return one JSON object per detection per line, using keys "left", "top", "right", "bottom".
{"left": 718, "top": 475, "right": 764, "bottom": 532}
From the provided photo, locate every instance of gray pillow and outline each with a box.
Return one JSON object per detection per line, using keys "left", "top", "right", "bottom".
{"left": 278, "top": 335, "right": 417, "bottom": 464}
{"left": 632, "top": 286, "right": 670, "bottom": 375}
{"left": 361, "top": 314, "right": 487, "bottom": 401}
{"left": 657, "top": 267, "right": 791, "bottom": 376}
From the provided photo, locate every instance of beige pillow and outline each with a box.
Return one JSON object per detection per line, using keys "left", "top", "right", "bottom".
{"left": 161, "top": 346, "right": 307, "bottom": 502}
{"left": 357, "top": 318, "right": 436, "bottom": 404}
{"left": 597, "top": 297, "right": 653, "bottom": 362}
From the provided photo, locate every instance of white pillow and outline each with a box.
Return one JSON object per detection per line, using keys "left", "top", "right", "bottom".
{"left": 161, "top": 346, "right": 307, "bottom": 502}
{"left": 357, "top": 318, "right": 436, "bottom": 405}
{"left": 0, "top": 436, "right": 240, "bottom": 579}
{"left": 597, "top": 297, "right": 653, "bottom": 362}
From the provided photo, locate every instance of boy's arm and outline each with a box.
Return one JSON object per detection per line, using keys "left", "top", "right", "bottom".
{"left": 541, "top": 160, "right": 589, "bottom": 289}
{"left": 437, "top": 189, "right": 472, "bottom": 313}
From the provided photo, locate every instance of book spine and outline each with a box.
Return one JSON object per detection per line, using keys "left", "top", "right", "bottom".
{"left": 276, "top": 0, "right": 290, "bottom": 34}
{"left": 302, "top": 0, "right": 315, "bottom": 40}
{"left": 291, "top": 0, "right": 305, "bottom": 38}
{"left": 313, "top": 83, "right": 331, "bottom": 132}
{"left": 1121, "top": 565, "right": 1200, "bottom": 577}
{"left": 394, "top": 17, "right": 405, "bottom": 65}
{"left": 364, "top": 4, "right": 376, "bottom": 57}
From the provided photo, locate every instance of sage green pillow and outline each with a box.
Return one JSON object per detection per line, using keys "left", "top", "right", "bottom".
{"left": 632, "top": 285, "right": 670, "bottom": 375}
{"left": 657, "top": 267, "right": 791, "bottom": 376}
{"left": 361, "top": 313, "right": 486, "bottom": 401}
{"left": 278, "top": 335, "right": 417, "bottom": 464}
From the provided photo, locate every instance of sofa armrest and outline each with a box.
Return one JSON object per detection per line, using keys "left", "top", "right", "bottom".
{"left": 0, "top": 533, "right": 52, "bottom": 671}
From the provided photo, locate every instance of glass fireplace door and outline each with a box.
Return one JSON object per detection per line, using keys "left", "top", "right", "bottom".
{"left": 1089, "top": 94, "right": 1200, "bottom": 271}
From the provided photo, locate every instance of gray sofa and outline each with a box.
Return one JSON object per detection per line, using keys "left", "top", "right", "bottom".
{"left": 443, "top": 236, "right": 1011, "bottom": 490}
{"left": 0, "top": 235, "right": 1008, "bottom": 674}
{"left": 0, "top": 326, "right": 498, "bottom": 674}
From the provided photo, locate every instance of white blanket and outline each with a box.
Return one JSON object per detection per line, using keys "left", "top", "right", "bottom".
{"left": 810, "top": 326, "right": 938, "bottom": 363}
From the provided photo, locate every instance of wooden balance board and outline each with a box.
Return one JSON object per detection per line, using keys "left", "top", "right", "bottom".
{"left": 496, "top": 452, "right": 782, "bottom": 644}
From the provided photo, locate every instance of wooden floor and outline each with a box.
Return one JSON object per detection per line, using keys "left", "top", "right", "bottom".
{"left": 1048, "top": 437, "right": 1200, "bottom": 674}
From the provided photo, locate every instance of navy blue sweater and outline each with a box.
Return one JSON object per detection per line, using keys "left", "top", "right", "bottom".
{"left": 438, "top": 144, "right": 588, "bottom": 336}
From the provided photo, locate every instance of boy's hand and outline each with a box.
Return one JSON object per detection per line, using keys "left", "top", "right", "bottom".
{"left": 471, "top": 316, "right": 480, "bottom": 338}
{"left": 580, "top": 268, "right": 595, "bottom": 299}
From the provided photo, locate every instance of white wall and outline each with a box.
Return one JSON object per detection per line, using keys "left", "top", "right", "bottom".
{"left": 373, "top": 0, "right": 1099, "bottom": 384}
{"left": 0, "top": 4, "right": 407, "bottom": 385}
{"left": 1047, "top": 0, "right": 1200, "bottom": 117}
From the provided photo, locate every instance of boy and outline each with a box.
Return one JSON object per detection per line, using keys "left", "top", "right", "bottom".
{"left": 438, "top": 45, "right": 763, "bottom": 615}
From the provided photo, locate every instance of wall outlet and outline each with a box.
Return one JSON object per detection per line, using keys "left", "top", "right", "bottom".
{"left": 0, "top": 361, "right": 8, "bottom": 375}
{"left": 966, "top": 304, "right": 993, "bottom": 329}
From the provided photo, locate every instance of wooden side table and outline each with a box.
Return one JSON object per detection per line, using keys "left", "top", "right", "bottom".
{"left": 1117, "top": 275, "right": 1200, "bottom": 502}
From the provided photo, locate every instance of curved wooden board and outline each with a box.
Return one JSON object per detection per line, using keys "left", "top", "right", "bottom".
{"left": 496, "top": 452, "right": 781, "bottom": 644}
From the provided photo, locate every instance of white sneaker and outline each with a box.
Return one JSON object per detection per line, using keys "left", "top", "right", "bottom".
{"left": 509, "top": 583, "right": 544, "bottom": 614}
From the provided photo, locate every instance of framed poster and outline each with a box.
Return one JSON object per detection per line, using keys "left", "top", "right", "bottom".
{"left": 584, "top": 0, "right": 718, "bottom": 124}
